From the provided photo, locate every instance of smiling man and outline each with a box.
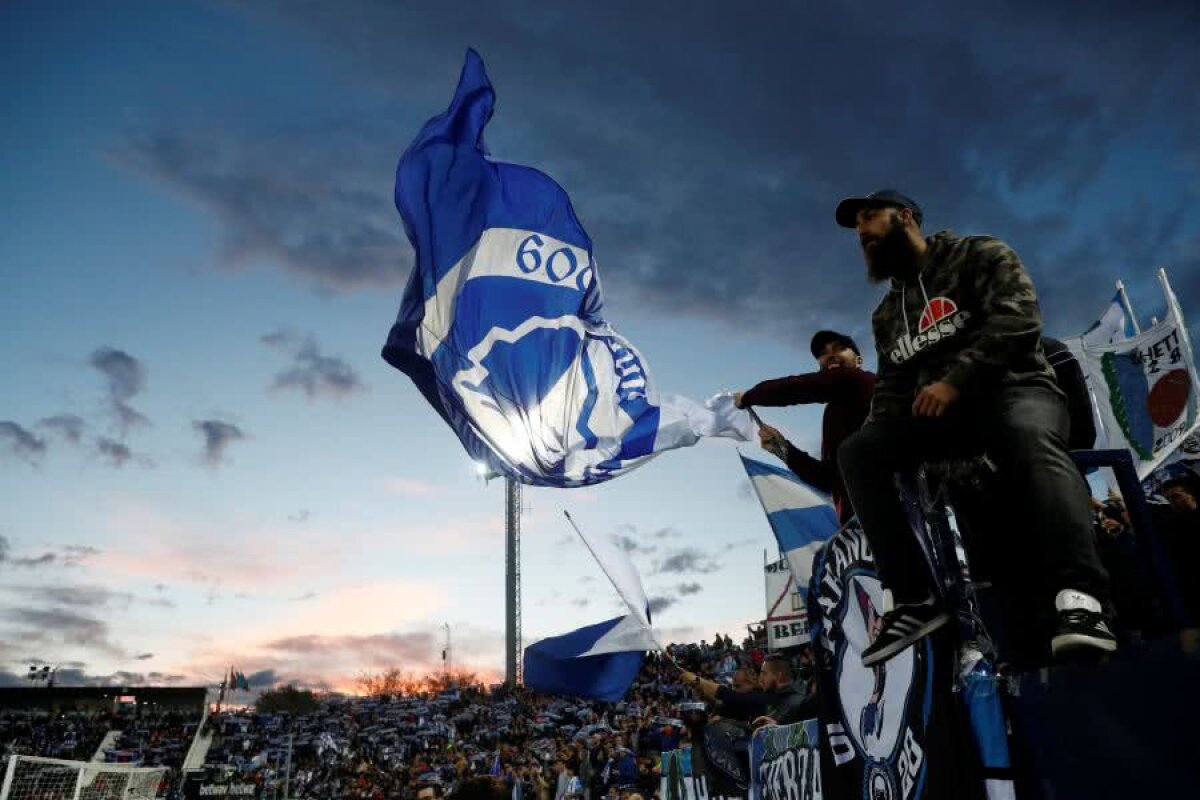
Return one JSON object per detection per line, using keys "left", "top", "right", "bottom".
{"left": 833, "top": 189, "right": 1116, "bottom": 667}
{"left": 735, "top": 330, "right": 876, "bottom": 523}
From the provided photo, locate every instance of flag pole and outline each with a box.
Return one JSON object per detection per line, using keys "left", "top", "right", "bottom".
{"left": 1116, "top": 279, "right": 1141, "bottom": 335}
{"left": 562, "top": 510, "right": 671, "bottom": 661}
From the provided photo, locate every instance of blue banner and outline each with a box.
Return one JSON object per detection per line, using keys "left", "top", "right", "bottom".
{"left": 749, "top": 720, "right": 823, "bottom": 800}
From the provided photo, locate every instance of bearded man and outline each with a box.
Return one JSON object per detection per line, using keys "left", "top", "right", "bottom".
{"left": 833, "top": 189, "right": 1115, "bottom": 667}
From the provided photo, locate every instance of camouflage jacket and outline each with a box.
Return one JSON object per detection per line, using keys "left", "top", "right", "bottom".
{"left": 869, "top": 230, "right": 1058, "bottom": 420}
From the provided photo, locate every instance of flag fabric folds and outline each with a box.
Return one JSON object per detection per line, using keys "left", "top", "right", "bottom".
{"left": 565, "top": 511, "right": 652, "bottom": 628}
{"left": 1079, "top": 289, "right": 1136, "bottom": 349}
{"left": 381, "top": 49, "right": 752, "bottom": 487}
{"left": 1075, "top": 276, "right": 1199, "bottom": 478}
{"left": 523, "top": 615, "right": 651, "bottom": 701}
{"left": 740, "top": 454, "right": 840, "bottom": 594}
{"left": 1064, "top": 287, "right": 1140, "bottom": 454}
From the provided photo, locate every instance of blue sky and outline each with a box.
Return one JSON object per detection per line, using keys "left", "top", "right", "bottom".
{"left": 2, "top": 0, "right": 1198, "bottom": 690}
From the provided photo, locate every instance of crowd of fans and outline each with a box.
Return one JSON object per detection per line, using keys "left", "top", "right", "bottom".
{"left": 102, "top": 708, "right": 200, "bottom": 769}
{"left": 0, "top": 709, "right": 114, "bottom": 761}
{"left": 192, "top": 634, "right": 770, "bottom": 800}
{"left": 1092, "top": 473, "right": 1200, "bottom": 638}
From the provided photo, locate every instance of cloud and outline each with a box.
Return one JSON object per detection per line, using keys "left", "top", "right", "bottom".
{"left": 245, "top": 669, "right": 280, "bottom": 688}
{"left": 0, "top": 536, "right": 57, "bottom": 568}
{"left": 38, "top": 414, "right": 85, "bottom": 445}
{"left": 14, "top": 667, "right": 185, "bottom": 687}
{"left": 25, "top": 585, "right": 133, "bottom": 608}
{"left": 288, "top": 509, "right": 311, "bottom": 523}
{"left": 0, "top": 421, "right": 46, "bottom": 463}
{"left": 88, "top": 347, "right": 149, "bottom": 434}
{"left": 96, "top": 437, "right": 133, "bottom": 467}
{"left": 570, "top": 597, "right": 590, "bottom": 608}
{"left": 2, "top": 583, "right": 174, "bottom": 611}
{"left": 262, "top": 331, "right": 365, "bottom": 400}
{"left": 135, "top": 653, "right": 154, "bottom": 660}
{"left": 265, "top": 631, "right": 436, "bottom": 663}
{"left": 1, "top": 607, "right": 124, "bottom": 658}
{"left": 193, "top": 419, "right": 247, "bottom": 465}
{"left": 62, "top": 545, "right": 101, "bottom": 567}
{"left": 290, "top": 591, "right": 318, "bottom": 601}
{"left": 652, "top": 528, "right": 682, "bottom": 539}
{"left": 613, "top": 533, "right": 654, "bottom": 555}
{"left": 647, "top": 595, "right": 677, "bottom": 615}
{"left": 112, "top": 124, "right": 406, "bottom": 291}
{"left": 677, "top": 582, "right": 703, "bottom": 596}
{"left": 655, "top": 547, "right": 721, "bottom": 575}
{"left": 175, "top": 0, "right": 1196, "bottom": 350}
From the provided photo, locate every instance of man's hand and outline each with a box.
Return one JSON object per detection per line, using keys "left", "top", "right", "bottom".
{"left": 750, "top": 716, "right": 778, "bottom": 730}
{"left": 679, "top": 671, "right": 697, "bottom": 685}
{"left": 912, "top": 382, "right": 959, "bottom": 417}
{"left": 758, "top": 424, "right": 789, "bottom": 461}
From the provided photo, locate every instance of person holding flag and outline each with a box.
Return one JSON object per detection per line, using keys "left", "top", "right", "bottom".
{"left": 832, "top": 189, "right": 1115, "bottom": 666}
{"left": 734, "top": 330, "right": 875, "bottom": 523}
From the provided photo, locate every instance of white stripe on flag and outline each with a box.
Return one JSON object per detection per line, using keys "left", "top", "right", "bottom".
{"left": 749, "top": 472, "right": 829, "bottom": 514}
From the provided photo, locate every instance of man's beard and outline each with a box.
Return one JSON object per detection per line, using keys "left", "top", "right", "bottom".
{"left": 863, "top": 216, "right": 918, "bottom": 283}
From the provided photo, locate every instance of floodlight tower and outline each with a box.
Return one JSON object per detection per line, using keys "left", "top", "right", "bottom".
{"left": 505, "top": 476, "right": 522, "bottom": 686}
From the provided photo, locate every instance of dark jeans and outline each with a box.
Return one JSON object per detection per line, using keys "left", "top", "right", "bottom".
{"left": 838, "top": 382, "right": 1110, "bottom": 608}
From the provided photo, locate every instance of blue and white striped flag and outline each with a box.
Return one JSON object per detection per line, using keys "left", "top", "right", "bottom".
{"left": 523, "top": 615, "right": 653, "bottom": 702}
{"left": 381, "top": 50, "right": 752, "bottom": 487}
{"left": 741, "top": 454, "right": 840, "bottom": 592}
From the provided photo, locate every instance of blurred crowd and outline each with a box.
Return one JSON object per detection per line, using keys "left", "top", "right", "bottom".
{"left": 193, "top": 633, "right": 779, "bottom": 800}
{"left": 0, "top": 709, "right": 113, "bottom": 761}
{"left": 1092, "top": 473, "right": 1200, "bottom": 638}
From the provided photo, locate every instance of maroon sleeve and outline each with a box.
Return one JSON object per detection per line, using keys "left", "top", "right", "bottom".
{"left": 741, "top": 369, "right": 869, "bottom": 408}
{"left": 783, "top": 444, "right": 834, "bottom": 493}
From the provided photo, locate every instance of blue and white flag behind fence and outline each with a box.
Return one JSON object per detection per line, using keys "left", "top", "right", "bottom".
{"left": 381, "top": 50, "right": 752, "bottom": 487}
{"left": 741, "top": 454, "right": 839, "bottom": 597}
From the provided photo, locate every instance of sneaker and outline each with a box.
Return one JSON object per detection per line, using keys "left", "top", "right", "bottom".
{"left": 1051, "top": 589, "right": 1117, "bottom": 657}
{"left": 861, "top": 602, "right": 950, "bottom": 667}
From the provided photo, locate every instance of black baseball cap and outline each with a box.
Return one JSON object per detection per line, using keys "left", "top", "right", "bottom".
{"left": 835, "top": 189, "right": 923, "bottom": 228}
{"left": 810, "top": 330, "right": 860, "bottom": 359}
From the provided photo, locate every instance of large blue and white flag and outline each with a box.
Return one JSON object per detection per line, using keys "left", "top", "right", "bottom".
{"left": 381, "top": 50, "right": 752, "bottom": 487}
{"left": 523, "top": 615, "right": 654, "bottom": 701}
{"left": 741, "top": 454, "right": 839, "bottom": 594}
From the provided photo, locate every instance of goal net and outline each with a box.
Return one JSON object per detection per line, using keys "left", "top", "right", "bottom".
{"left": 0, "top": 755, "right": 166, "bottom": 800}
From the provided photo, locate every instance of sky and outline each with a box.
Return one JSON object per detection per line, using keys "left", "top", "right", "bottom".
{"left": 2, "top": 0, "right": 1199, "bottom": 693}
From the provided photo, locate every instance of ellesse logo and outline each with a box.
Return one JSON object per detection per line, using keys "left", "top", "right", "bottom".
{"left": 918, "top": 296, "right": 958, "bottom": 333}
{"left": 890, "top": 296, "right": 971, "bottom": 364}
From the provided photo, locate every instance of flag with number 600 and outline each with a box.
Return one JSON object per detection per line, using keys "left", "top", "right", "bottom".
{"left": 381, "top": 50, "right": 752, "bottom": 487}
